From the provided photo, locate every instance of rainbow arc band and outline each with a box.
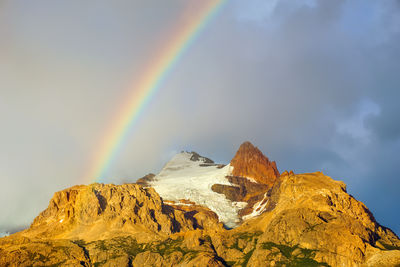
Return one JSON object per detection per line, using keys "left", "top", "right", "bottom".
{"left": 85, "top": 0, "right": 228, "bottom": 184}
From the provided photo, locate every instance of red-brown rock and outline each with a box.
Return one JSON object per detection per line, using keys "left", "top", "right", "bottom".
{"left": 230, "top": 141, "right": 279, "bottom": 186}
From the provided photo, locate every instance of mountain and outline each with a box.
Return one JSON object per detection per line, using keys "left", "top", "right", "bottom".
{"left": 147, "top": 151, "right": 242, "bottom": 228}
{"left": 1, "top": 141, "right": 400, "bottom": 266}
{"left": 230, "top": 141, "right": 279, "bottom": 186}
{"left": 146, "top": 144, "right": 280, "bottom": 228}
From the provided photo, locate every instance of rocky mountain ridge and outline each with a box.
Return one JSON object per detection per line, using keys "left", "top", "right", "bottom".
{"left": 1, "top": 141, "right": 400, "bottom": 266}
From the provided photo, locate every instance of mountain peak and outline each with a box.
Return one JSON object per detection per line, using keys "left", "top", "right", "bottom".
{"left": 236, "top": 141, "right": 259, "bottom": 153}
{"left": 230, "top": 141, "right": 279, "bottom": 185}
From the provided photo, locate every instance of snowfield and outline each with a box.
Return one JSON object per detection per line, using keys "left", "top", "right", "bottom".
{"left": 150, "top": 152, "right": 247, "bottom": 228}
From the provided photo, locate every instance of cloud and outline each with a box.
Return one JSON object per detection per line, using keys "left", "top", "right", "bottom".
{"left": 336, "top": 99, "right": 380, "bottom": 144}
{"left": 0, "top": 0, "right": 399, "bottom": 235}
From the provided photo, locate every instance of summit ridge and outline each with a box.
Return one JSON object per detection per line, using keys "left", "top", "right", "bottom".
{"left": 230, "top": 141, "right": 279, "bottom": 186}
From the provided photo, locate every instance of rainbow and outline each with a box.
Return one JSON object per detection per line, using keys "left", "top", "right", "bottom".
{"left": 85, "top": 0, "right": 228, "bottom": 183}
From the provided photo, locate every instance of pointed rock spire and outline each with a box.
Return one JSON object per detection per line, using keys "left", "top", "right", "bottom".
{"left": 230, "top": 141, "right": 279, "bottom": 186}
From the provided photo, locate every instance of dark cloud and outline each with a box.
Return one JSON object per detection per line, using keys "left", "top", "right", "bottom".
{"left": 1, "top": 0, "right": 399, "bottom": 235}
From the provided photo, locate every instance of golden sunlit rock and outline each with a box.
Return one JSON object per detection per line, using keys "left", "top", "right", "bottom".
{"left": 1, "top": 144, "right": 399, "bottom": 266}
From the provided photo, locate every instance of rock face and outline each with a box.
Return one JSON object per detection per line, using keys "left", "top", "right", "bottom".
{"left": 28, "top": 183, "right": 222, "bottom": 242}
{"left": 211, "top": 176, "right": 269, "bottom": 219}
{"left": 209, "top": 141, "right": 280, "bottom": 219}
{"left": 230, "top": 141, "right": 279, "bottom": 186}
{"left": 1, "top": 143, "right": 400, "bottom": 266}
{"left": 240, "top": 171, "right": 400, "bottom": 266}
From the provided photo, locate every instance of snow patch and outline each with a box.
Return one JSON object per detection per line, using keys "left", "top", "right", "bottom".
{"left": 0, "top": 231, "right": 10, "bottom": 238}
{"left": 150, "top": 152, "right": 246, "bottom": 228}
{"left": 242, "top": 193, "right": 269, "bottom": 220}
{"left": 170, "top": 202, "right": 193, "bottom": 207}
{"left": 243, "top": 176, "right": 258, "bottom": 183}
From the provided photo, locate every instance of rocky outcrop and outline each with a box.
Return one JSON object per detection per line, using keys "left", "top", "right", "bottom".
{"left": 189, "top": 151, "right": 214, "bottom": 164}
{"left": 136, "top": 173, "right": 155, "bottom": 187}
{"left": 211, "top": 176, "right": 269, "bottom": 219}
{"left": 27, "top": 183, "right": 222, "bottom": 242}
{"left": 230, "top": 141, "right": 279, "bottom": 186}
{"left": 212, "top": 176, "right": 268, "bottom": 203}
{"left": 210, "top": 142, "right": 280, "bottom": 221}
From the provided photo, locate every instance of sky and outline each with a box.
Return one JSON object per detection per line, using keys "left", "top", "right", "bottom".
{"left": 0, "top": 0, "right": 399, "bottom": 235}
